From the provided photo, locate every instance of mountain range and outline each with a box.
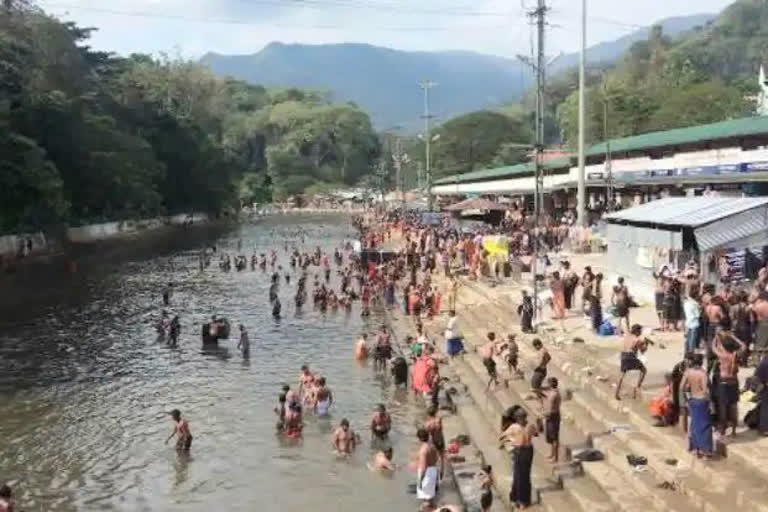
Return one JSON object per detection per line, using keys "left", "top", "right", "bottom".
{"left": 200, "top": 13, "right": 715, "bottom": 131}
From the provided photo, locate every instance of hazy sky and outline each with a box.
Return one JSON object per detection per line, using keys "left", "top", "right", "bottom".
{"left": 38, "top": 0, "right": 736, "bottom": 58}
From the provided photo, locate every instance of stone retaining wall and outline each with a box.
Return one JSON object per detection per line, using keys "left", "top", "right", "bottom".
{"left": 0, "top": 213, "right": 209, "bottom": 256}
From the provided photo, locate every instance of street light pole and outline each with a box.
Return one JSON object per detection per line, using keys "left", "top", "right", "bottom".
{"left": 577, "top": 0, "right": 587, "bottom": 227}
{"left": 603, "top": 95, "right": 614, "bottom": 210}
{"left": 533, "top": 0, "right": 547, "bottom": 323}
{"left": 420, "top": 80, "right": 437, "bottom": 210}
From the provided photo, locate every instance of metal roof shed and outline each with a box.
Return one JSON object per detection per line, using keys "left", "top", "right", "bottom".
{"left": 603, "top": 197, "right": 768, "bottom": 295}
{"left": 604, "top": 197, "right": 768, "bottom": 252}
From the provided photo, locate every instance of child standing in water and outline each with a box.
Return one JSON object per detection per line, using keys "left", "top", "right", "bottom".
{"left": 166, "top": 409, "right": 193, "bottom": 452}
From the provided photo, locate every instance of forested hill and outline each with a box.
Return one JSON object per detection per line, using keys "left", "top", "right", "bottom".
{"left": 201, "top": 43, "right": 530, "bottom": 132}
{"left": 200, "top": 15, "right": 713, "bottom": 131}
{"left": 556, "top": 0, "right": 768, "bottom": 146}
{"left": 0, "top": 4, "right": 380, "bottom": 234}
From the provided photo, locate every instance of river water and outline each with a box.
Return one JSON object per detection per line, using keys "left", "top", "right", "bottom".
{"left": 0, "top": 215, "right": 427, "bottom": 512}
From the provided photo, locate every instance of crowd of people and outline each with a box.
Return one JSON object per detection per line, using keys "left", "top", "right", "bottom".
{"left": 152, "top": 222, "right": 475, "bottom": 512}
{"left": 357, "top": 205, "right": 768, "bottom": 507}
{"left": 92, "top": 204, "right": 768, "bottom": 512}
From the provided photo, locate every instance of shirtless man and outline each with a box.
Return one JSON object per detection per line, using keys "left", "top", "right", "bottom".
{"left": 333, "top": 418, "right": 357, "bottom": 455}
{"left": 712, "top": 323, "right": 746, "bottom": 436}
{"left": 704, "top": 296, "right": 726, "bottom": 360}
{"left": 753, "top": 292, "right": 768, "bottom": 352}
{"left": 298, "top": 365, "right": 315, "bottom": 401}
{"left": 284, "top": 402, "right": 304, "bottom": 438}
{"left": 237, "top": 324, "right": 250, "bottom": 359}
{"left": 611, "top": 277, "right": 631, "bottom": 334}
{"left": 542, "top": 377, "right": 562, "bottom": 463}
{"left": 480, "top": 332, "right": 500, "bottom": 389}
{"left": 165, "top": 409, "right": 193, "bottom": 452}
{"left": 416, "top": 427, "right": 440, "bottom": 511}
{"left": 275, "top": 392, "right": 287, "bottom": 430}
{"left": 498, "top": 408, "right": 537, "bottom": 508}
{"left": 313, "top": 377, "right": 333, "bottom": 416}
{"left": 370, "top": 403, "right": 392, "bottom": 441}
{"left": 680, "top": 353, "right": 712, "bottom": 458}
{"left": 374, "top": 326, "right": 393, "bottom": 372}
{"left": 616, "top": 324, "right": 649, "bottom": 400}
{"left": 372, "top": 447, "right": 395, "bottom": 472}
{"left": 355, "top": 333, "right": 369, "bottom": 361}
{"left": 425, "top": 405, "right": 445, "bottom": 478}
{"left": 530, "top": 339, "right": 551, "bottom": 395}
{"left": 0, "top": 485, "right": 13, "bottom": 512}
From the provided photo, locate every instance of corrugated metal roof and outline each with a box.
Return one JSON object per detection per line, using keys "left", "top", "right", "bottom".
{"left": 433, "top": 156, "right": 572, "bottom": 186}
{"left": 604, "top": 197, "right": 768, "bottom": 228}
{"left": 694, "top": 208, "right": 768, "bottom": 251}
{"left": 587, "top": 116, "right": 768, "bottom": 157}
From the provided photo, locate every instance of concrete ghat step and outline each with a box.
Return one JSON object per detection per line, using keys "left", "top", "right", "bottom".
{"left": 451, "top": 347, "right": 657, "bottom": 512}
{"left": 456, "top": 312, "right": 707, "bottom": 512}
{"left": 421, "top": 312, "right": 628, "bottom": 512}
{"left": 465, "top": 299, "right": 768, "bottom": 506}
{"left": 389, "top": 314, "right": 512, "bottom": 512}
{"left": 446, "top": 349, "right": 632, "bottom": 512}
{"left": 441, "top": 412, "right": 508, "bottom": 512}
{"left": 459, "top": 292, "right": 768, "bottom": 512}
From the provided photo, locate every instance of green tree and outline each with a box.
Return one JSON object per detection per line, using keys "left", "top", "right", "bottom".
{"left": 416, "top": 111, "right": 531, "bottom": 179}
{"left": 0, "top": 3, "right": 382, "bottom": 232}
{"left": 647, "top": 80, "right": 752, "bottom": 131}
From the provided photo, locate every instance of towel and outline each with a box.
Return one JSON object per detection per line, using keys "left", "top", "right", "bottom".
{"left": 416, "top": 466, "right": 439, "bottom": 500}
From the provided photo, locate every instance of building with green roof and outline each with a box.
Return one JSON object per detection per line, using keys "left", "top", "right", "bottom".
{"left": 431, "top": 115, "right": 768, "bottom": 200}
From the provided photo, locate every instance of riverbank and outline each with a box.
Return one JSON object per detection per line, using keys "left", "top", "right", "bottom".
{"left": 412, "top": 250, "right": 768, "bottom": 512}
{"left": 1, "top": 208, "right": 364, "bottom": 261}
{"left": 0, "top": 212, "right": 212, "bottom": 263}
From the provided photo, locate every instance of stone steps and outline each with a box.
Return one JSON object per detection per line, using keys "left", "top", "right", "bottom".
{"left": 448, "top": 319, "right": 672, "bottom": 512}
{"left": 449, "top": 352, "right": 622, "bottom": 512}
{"left": 457, "top": 280, "right": 768, "bottom": 512}
{"left": 441, "top": 408, "right": 508, "bottom": 512}
{"left": 391, "top": 314, "right": 585, "bottom": 511}
{"left": 418, "top": 313, "right": 634, "bottom": 512}
{"left": 385, "top": 310, "right": 510, "bottom": 511}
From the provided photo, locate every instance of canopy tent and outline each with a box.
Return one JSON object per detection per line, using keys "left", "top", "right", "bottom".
{"left": 443, "top": 198, "right": 509, "bottom": 211}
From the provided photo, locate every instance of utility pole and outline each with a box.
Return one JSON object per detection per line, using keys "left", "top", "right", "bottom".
{"left": 417, "top": 160, "right": 423, "bottom": 191}
{"left": 535, "top": 0, "right": 546, "bottom": 224}
{"left": 419, "top": 80, "right": 437, "bottom": 211}
{"left": 603, "top": 99, "right": 614, "bottom": 210}
{"left": 577, "top": 0, "right": 587, "bottom": 227}
{"left": 530, "top": 0, "right": 548, "bottom": 322}
{"left": 392, "top": 137, "right": 407, "bottom": 208}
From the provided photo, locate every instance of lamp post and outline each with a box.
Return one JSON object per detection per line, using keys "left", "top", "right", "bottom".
{"left": 381, "top": 125, "right": 408, "bottom": 209}
{"left": 418, "top": 132, "right": 441, "bottom": 208}
{"left": 576, "top": 0, "right": 587, "bottom": 227}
